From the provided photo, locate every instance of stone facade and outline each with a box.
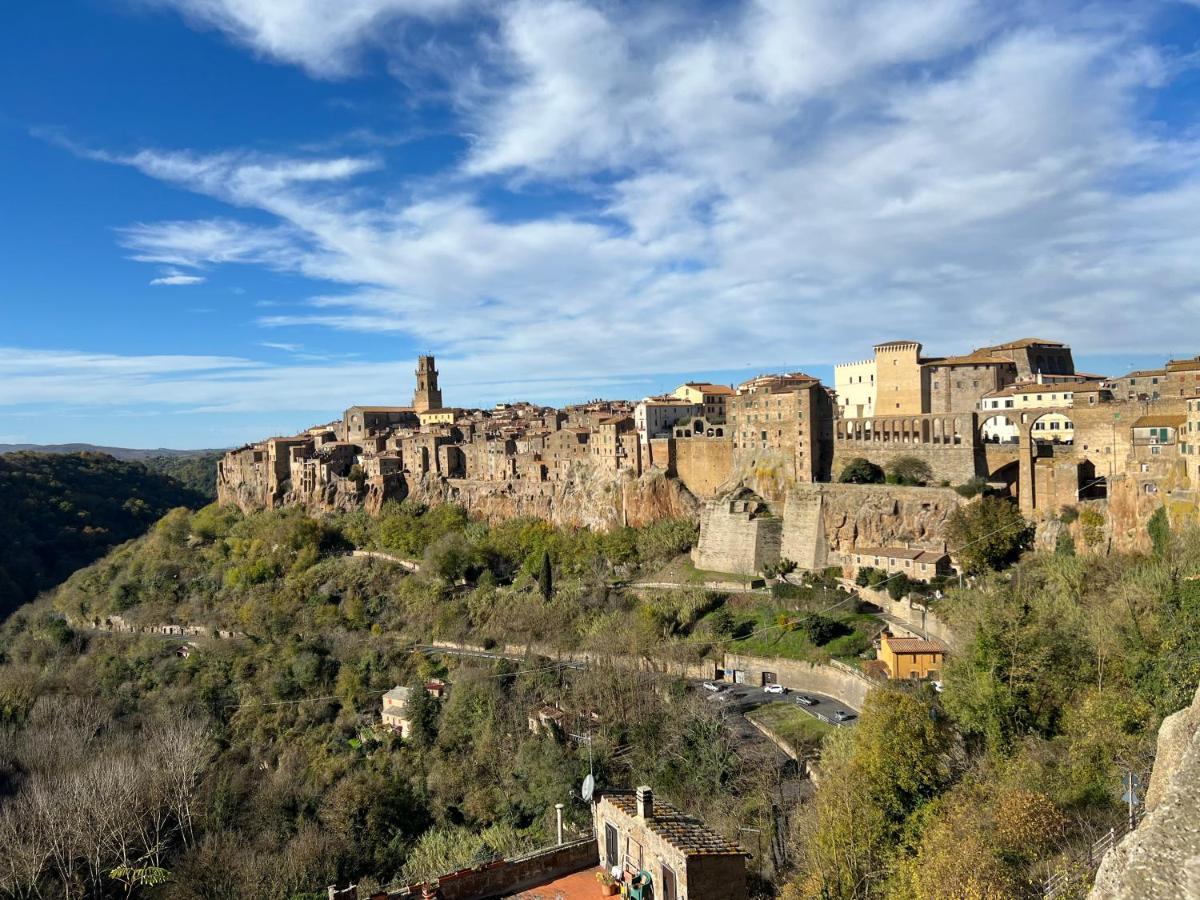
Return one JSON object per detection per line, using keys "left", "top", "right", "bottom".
{"left": 693, "top": 484, "right": 964, "bottom": 575}
{"left": 691, "top": 488, "right": 781, "bottom": 575}
{"left": 595, "top": 788, "right": 748, "bottom": 900}
{"left": 873, "top": 340, "right": 928, "bottom": 415}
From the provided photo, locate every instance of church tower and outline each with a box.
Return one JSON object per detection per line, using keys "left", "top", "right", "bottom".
{"left": 413, "top": 355, "right": 443, "bottom": 413}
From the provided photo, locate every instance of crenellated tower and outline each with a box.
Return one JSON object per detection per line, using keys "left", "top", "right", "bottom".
{"left": 413, "top": 355, "right": 443, "bottom": 413}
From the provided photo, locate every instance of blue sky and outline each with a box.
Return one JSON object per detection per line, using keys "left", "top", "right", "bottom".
{"left": 2, "top": 0, "right": 1200, "bottom": 448}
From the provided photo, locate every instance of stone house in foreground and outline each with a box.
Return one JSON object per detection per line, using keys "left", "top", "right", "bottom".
{"left": 595, "top": 786, "right": 748, "bottom": 900}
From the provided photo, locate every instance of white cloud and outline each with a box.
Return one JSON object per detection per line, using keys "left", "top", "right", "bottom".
{"left": 41, "top": 0, "right": 1200, "bottom": 430}
{"left": 150, "top": 268, "right": 207, "bottom": 285}
{"left": 146, "top": 0, "right": 470, "bottom": 77}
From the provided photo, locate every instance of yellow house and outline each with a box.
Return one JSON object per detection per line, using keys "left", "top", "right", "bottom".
{"left": 878, "top": 631, "right": 945, "bottom": 681}
{"left": 417, "top": 407, "right": 462, "bottom": 427}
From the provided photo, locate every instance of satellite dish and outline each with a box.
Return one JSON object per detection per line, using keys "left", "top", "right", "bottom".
{"left": 581, "top": 773, "right": 595, "bottom": 802}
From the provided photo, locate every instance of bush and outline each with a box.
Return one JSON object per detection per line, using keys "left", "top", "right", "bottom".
{"left": 886, "top": 456, "right": 934, "bottom": 486}
{"left": 839, "top": 458, "right": 886, "bottom": 484}
{"left": 953, "top": 477, "right": 989, "bottom": 498}
{"left": 798, "top": 613, "right": 851, "bottom": 645}
{"left": 1079, "top": 507, "right": 1105, "bottom": 548}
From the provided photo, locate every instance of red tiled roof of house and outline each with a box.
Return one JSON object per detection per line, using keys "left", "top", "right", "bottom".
{"left": 883, "top": 635, "right": 947, "bottom": 654}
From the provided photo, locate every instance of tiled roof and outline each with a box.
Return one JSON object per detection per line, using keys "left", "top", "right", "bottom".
{"left": 1121, "top": 369, "right": 1166, "bottom": 378}
{"left": 853, "top": 546, "right": 945, "bottom": 560}
{"left": 681, "top": 382, "right": 735, "bottom": 395}
{"left": 931, "top": 350, "right": 1010, "bottom": 367}
{"left": 1133, "top": 415, "right": 1185, "bottom": 429}
{"left": 601, "top": 792, "right": 748, "bottom": 857}
{"left": 982, "top": 337, "right": 1065, "bottom": 350}
{"left": 883, "top": 635, "right": 947, "bottom": 654}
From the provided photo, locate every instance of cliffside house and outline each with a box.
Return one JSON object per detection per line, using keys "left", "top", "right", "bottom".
{"left": 877, "top": 631, "right": 946, "bottom": 681}
{"left": 595, "top": 786, "right": 749, "bottom": 900}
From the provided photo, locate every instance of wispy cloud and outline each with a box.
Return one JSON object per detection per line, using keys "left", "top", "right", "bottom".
{"left": 35, "top": 0, "right": 1200, "bottom": 432}
{"left": 150, "top": 267, "right": 206, "bottom": 286}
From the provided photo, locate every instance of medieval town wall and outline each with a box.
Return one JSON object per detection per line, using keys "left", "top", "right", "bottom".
{"left": 674, "top": 438, "right": 735, "bottom": 499}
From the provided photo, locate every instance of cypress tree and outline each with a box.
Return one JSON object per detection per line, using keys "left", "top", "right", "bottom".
{"left": 539, "top": 550, "right": 554, "bottom": 601}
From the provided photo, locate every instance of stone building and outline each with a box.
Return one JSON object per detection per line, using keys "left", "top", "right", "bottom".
{"left": 873, "top": 340, "right": 930, "bottom": 416}
{"left": 834, "top": 356, "right": 876, "bottom": 419}
{"left": 1113, "top": 355, "right": 1200, "bottom": 401}
{"left": 849, "top": 546, "right": 952, "bottom": 580}
{"left": 1185, "top": 398, "right": 1200, "bottom": 487}
{"left": 728, "top": 372, "right": 833, "bottom": 483}
{"left": 635, "top": 396, "right": 701, "bottom": 446}
{"left": 595, "top": 786, "right": 748, "bottom": 900}
{"left": 672, "top": 382, "right": 734, "bottom": 422}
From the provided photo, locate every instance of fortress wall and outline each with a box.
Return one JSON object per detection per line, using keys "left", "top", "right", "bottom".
{"left": 831, "top": 442, "right": 979, "bottom": 485}
{"left": 674, "top": 439, "right": 734, "bottom": 499}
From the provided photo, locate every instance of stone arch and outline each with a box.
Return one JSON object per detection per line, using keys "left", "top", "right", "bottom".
{"left": 952, "top": 418, "right": 963, "bottom": 445}
{"left": 1029, "top": 410, "right": 1075, "bottom": 445}
{"left": 979, "top": 414, "right": 1018, "bottom": 444}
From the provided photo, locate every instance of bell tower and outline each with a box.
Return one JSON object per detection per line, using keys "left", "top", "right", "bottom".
{"left": 413, "top": 355, "right": 443, "bottom": 413}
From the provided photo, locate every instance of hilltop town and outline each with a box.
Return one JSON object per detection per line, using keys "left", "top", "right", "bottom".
{"left": 219, "top": 340, "right": 1200, "bottom": 575}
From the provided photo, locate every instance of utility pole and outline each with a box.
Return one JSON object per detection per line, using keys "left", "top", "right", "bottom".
{"left": 555, "top": 803, "right": 564, "bottom": 845}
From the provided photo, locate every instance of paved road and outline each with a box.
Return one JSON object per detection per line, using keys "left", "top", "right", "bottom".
{"left": 692, "top": 681, "right": 859, "bottom": 734}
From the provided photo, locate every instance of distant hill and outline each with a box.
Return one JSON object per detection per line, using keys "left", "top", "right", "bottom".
{"left": 0, "top": 443, "right": 224, "bottom": 460}
{"left": 0, "top": 451, "right": 211, "bottom": 618}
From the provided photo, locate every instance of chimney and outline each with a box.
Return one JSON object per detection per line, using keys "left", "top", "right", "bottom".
{"left": 636, "top": 786, "right": 654, "bottom": 820}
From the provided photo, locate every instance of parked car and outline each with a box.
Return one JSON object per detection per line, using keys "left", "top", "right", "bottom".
{"left": 795, "top": 695, "right": 818, "bottom": 707}
{"left": 763, "top": 683, "right": 786, "bottom": 694}
{"left": 833, "top": 710, "right": 856, "bottom": 723}
{"left": 702, "top": 681, "right": 723, "bottom": 692}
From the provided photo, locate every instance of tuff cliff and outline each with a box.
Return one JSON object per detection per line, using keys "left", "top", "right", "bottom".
{"left": 218, "top": 454, "right": 698, "bottom": 531}
{"left": 1090, "top": 684, "right": 1200, "bottom": 899}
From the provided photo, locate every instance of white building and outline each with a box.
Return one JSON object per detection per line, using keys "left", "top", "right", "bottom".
{"left": 834, "top": 357, "right": 876, "bottom": 419}
{"left": 381, "top": 686, "right": 412, "bottom": 737}
{"left": 634, "top": 396, "right": 701, "bottom": 445}
{"left": 978, "top": 381, "right": 1081, "bottom": 443}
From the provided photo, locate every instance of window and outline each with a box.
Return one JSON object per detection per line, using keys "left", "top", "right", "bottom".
{"left": 661, "top": 865, "right": 677, "bottom": 900}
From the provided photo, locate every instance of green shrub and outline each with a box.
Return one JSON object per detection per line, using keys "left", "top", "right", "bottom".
{"left": 839, "top": 458, "right": 886, "bottom": 484}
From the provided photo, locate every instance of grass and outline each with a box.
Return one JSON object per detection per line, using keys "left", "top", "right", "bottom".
{"left": 646, "top": 555, "right": 763, "bottom": 588}
{"left": 746, "top": 703, "right": 834, "bottom": 752}
{"left": 698, "top": 595, "right": 878, "bottom": 664}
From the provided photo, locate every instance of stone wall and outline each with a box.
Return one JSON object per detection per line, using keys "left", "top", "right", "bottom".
{"left": 722, "top": 653, "right": 873, "bottom": 709}
{"left": 674, "top": 438, "right": 734, "bottom": 499}
{"left": 694, "top": 483, "right": 964, "bottom": 577}
{"left": 832, "top": 440, "right": 980, "bottom": 486}
{"left": 691, "top": 491, "right": 782, "bottom": 575}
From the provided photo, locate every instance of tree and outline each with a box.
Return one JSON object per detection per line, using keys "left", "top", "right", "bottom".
{"left": 887, "top": 456, "right": 933, "bottom": 486}
{"left": 538, "top": 549, "right": 554, "bottom": 601}
{"left": 945, "top": 497, "right": 1032, "bottom": 574}
{"left": 1148, "top": 506, "right": 1171, "bottom": 558}
{"left": 838, "top": 458, "right": 885, "bottom": 484}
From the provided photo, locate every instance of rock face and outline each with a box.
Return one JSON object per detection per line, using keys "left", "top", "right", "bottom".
{"left": 1090, "top": 684, "right": 1200, "bottom": 899}
{"left": 431, "top": 468, "right": 699, "bottom": 530}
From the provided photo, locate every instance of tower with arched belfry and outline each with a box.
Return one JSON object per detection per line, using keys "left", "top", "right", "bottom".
{"left": 413, "top": 355, "right": 443, "bottom": 413}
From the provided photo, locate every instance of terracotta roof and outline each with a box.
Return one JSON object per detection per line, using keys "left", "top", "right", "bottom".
{"left": 600, "top": 792, "right": 748, "bottom": 857}
{"left": 681, "top": 382, "right": 735, "bottom": 395}
{"left": 1121, "top": 369, "right": 1166, "bottom": 378}
{"left": 982, "top": 337, "right": 1066, "bottom": 350}
{"left": 1133, "top": 415, "right": 1185, "bottom": 429}
{"left": 348, "top": 405, "right": 416, "bottom": 412}
{"left": 1071, "top": 381, "right": 1113, "bottom": 392}
{"left": 930, "top": 350, "right": 1011, "bottom": 367}
{"left": 854, "top": 546, "right": 945, "bottom": 560}
{"left": 882, "top": 635, "right": 947, "bottom": 654}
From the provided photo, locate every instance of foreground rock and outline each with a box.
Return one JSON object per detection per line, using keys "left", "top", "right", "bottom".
{"left": 1090, "top": 684, "right": 1200, "bottom": 899}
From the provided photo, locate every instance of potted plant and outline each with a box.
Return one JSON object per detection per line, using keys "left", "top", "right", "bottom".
{"left": 595, "top": 870, "right": 618, "bottom": 896}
